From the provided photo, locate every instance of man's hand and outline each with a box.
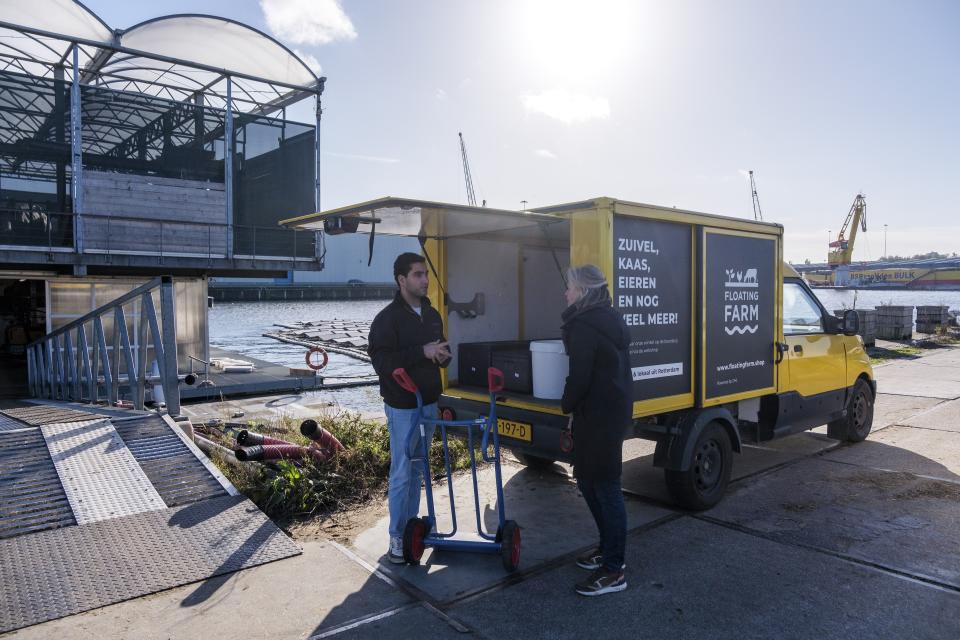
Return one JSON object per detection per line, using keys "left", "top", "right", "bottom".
{"left": 423, "top": 340, "right": 451, "bottom": 364}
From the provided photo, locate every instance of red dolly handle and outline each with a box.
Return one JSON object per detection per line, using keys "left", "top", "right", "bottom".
{"left": 392, "top": 368, "right": 418, "bottom": 393}
{"left": 487, "top": 367, "right": 504, "bottom": 393}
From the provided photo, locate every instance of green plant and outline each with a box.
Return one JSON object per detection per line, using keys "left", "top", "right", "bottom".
{"left": 211, "top": 411, "right": 475, "bottom": 523}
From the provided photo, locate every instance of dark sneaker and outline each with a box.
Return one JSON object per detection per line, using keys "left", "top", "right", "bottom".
{"left": 576, "top": 547, "right": 602, "bottom": 570}
{"left": 576, "top": 547, "right": 626, "bottom": 571}
{"left": 575, "top": 568, "right": 627, "bottom": 596}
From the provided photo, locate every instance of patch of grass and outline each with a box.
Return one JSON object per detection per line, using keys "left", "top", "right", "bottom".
{"left": 204, "top": 412, "right": 474, "bottom": 523}
{"left": 868, "top": 344, "right": 923, "bottom": 365}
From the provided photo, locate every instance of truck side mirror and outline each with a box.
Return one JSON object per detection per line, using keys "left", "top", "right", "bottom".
{"left": 842, "top": 309, "right": 860, "bottom": 336}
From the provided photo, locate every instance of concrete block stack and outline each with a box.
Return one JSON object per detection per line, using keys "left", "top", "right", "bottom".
{"left": 916, "top": 305, "right": 949, "bottom": 334}
{"left": 875, "top": 305, "right": 914, "bottom": 340}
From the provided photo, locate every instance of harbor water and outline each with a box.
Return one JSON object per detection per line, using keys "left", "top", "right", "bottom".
{"left": 209, "top": 290, "right": 960, "bottom": 414}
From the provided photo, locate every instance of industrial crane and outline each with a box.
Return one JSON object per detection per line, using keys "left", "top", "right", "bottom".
{"left": 458, "top": 132, "right": 477, "bottom": 207}
{"left": 827, "top": 193, "right": 867, "bottom": 267}
{"left": 748, "top": 170, "right": 763, "bottom": 221}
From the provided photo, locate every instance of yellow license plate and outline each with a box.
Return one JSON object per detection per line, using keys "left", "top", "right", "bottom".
{"left": 497, "top": 418, "right": 533, "bottom": 442}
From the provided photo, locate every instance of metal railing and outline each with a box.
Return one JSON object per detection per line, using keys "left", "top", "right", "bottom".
{"left": 1, "top": 208, "right": 318, "bottom": 261}
{"left": 26, "top": 276, "right": 183, "bottom": 416}
{"left": 0, "top": 208, "right": 74, "bottom": 250}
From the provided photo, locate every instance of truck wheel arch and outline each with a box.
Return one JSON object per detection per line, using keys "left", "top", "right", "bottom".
{"left": 654, "top": 406, "right": 741, "bottom": 471}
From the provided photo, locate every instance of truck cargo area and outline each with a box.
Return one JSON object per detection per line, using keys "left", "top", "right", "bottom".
{"left": 442, "top": 216, "right": 570, "bottom": 405}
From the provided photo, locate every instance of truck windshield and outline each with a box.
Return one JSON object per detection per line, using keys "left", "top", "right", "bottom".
{"left": 783, "top": 282, "right": 824, "bottom": 335}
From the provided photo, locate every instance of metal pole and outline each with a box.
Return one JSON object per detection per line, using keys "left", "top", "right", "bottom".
{"left": 314, "top": 94, "right": 321, "bottom": 212}
{"left": 314, "top": 93, "right": 323, "bottom": 266}
{"left": 26, "top": 346, "right": 36, "bottom": 397}
{"left": 64, "top": 330, "right": 76, "bottom": 401}
{"left": 225, "top": 76, "right": 234, "bottom": 258}
{"left": 136, "top": 295, "right": 149, "bottom": 410}
{"left": 110, "top": 309, "right": 120, "bottom": 404}
{"left": 116, "top": 306, "right": 138, "bottom": 408}
{"left": 71, "top": 44, "right": 84, "bottom": 265}
{"left": 160, "top": 277, "right": 180, "bottom": 416}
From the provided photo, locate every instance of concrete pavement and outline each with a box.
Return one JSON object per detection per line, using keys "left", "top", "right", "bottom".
{"left": 5, "top": 346, "right": 960, "bottom": 639}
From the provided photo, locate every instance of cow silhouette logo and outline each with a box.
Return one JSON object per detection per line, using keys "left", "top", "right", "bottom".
{"left": 725, "top": 268, "right": 759, "bottom": 288}
{"left": 723, "top": 266, "right": 760, "bottom": 335}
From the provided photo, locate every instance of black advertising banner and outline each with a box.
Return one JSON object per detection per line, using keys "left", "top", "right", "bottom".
{"left": 704, "top": 232, "right": 776, "bottom": 399}
{"left": 613, "top": 216, "right": 692, "bottom": 400}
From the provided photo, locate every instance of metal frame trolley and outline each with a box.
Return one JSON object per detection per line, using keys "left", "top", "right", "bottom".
{"left": 391, "top": 366, "right": 521, "bottom": 572}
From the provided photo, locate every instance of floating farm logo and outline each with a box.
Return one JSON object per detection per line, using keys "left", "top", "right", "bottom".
{"left": 723, "top": 268, "right": 759, "bottom": 335}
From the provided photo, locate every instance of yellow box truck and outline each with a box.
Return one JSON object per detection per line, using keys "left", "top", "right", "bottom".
{"left": 283, "top": 197, "right": 876, "bottom": 509}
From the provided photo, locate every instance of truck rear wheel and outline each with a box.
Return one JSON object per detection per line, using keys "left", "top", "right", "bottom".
{"left": 664, "top": 421, "right": 732, "bottom": 510}
{"left": 828, "top": 379, "right": 874, "bottom": 443}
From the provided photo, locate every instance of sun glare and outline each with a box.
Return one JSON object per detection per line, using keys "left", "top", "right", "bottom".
{"left": 516, "top": 0, "right": 641, "bottom": 79}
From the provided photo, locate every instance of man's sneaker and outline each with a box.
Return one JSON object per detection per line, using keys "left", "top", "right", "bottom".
{"left": 576, "top": 547, "right": 602, "bottom": 570}
{"left": 575, "top": 568, "right": 627, "bottom": 596}
{"left": 388, "top": 536, "right": 405, "bottom": 564}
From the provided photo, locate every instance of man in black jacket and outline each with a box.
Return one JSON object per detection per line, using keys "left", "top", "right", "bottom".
{"left": 368, "top": 252, "right": 451, "bottom": 563}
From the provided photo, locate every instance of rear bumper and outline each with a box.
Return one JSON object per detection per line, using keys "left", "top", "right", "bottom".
{"left": 439, "top": 394, "right": 573, "bottom": 462}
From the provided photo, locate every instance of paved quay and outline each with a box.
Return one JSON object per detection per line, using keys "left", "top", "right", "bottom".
{"left": 5, "top": 346, "right": 959, "bottom": 640}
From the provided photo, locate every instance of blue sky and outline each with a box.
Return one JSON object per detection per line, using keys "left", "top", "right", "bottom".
{"left": 86, "top": 0, "right": 959, "bottom": 263}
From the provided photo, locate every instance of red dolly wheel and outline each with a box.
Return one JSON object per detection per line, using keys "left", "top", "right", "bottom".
{"left": 403, "top": 517, "right": 428, "bottom": 564}
{"left": 500, "top": 520, "right": 521, "bottom": 573}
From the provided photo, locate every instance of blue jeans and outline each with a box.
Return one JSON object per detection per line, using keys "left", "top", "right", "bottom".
{"left": 577, "top": 476, "right": 627, "bottom": 572}
{"left": 385, "top": 403, "right": 437, "bottom": 539}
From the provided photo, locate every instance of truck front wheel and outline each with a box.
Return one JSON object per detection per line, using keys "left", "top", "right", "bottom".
{"left": 828, "top": 379, "right": 874, "bottom": 443}
{"left": 664, "top": 421, "right": 732, "bottom": 510}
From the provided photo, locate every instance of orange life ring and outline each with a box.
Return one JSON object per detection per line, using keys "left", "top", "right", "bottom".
{"left": 305, "top": 346, "right": 329, "bottom": 370}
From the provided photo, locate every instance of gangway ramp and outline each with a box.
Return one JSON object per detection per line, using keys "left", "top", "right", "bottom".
{"left": 0, "top": 401, "right": 300, "bottom": 633}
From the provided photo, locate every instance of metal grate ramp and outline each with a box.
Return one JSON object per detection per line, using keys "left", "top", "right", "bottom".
{"left": 0, "top": 401, "right": 301, "bottom": 633}
{"left": 0, "top": 429, "right": 76, "bottom": 540}
{"left": 0, "top": 405, "right": 105, "bottom": 426}
{"left": 0, "top": 413, "right": 30, "bottom": 432}
{"left": 114, "top": 415, "right": 229, "bottom": 507}
{"left": 42, "top": 419, "right": 167, "bottom": 523}
{"left": 0, "top": 495, "right": 301, "bottom": 633}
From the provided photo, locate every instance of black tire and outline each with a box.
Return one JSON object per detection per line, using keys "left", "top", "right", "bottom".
{"left": 664, "top": 421, "right": 733, "bottom": 511}
{"left": 513, "top": 451, "right": 555, "bottom": 470}
{"left": 500, "top": 520, "right": 521, "bottom": 573}
{"left": 402, "top": 517, "right": 427, "bottom": 564}
{"left": 828, "top": 379, "right": 874, "bottom": 443}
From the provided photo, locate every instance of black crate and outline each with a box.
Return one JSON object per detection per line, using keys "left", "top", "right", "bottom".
{"left": 458, "top": 341, "right": 530, "bottom": 390}
{"left": 492, "top": 349, "right": 533, "bottom": 394}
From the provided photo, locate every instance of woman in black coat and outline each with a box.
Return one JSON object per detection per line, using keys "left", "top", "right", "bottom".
{"left": 560, "top": 264, "right": 633, "bottom": 596}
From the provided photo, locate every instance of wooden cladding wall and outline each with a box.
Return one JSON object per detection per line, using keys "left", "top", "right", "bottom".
{"left": 83, "top": 172, "right": 226, "bottom": 223}
{"left": 82, "top": 172, "right": 227, "bottom": 256}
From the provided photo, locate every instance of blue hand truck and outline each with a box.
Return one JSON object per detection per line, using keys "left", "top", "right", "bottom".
{"left": 391, "top": 366, "right": 521, "bottom": 573}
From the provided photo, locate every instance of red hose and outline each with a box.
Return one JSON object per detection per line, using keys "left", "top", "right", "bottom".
{"left": 236, "top": 430, "right": 293, "bottom": 447}
{"left": 299, "top": 419, "right": 346, "bottom": 453}
{"left": 235, "top": 444, "right": 332, "bottom": 464}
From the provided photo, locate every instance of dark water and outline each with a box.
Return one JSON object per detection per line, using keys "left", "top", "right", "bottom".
{"left": 209, "top": 291, "right": 959, "bottom": 413}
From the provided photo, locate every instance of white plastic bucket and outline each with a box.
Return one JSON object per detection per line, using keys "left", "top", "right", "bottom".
{"left": 529, "top": 340, "right": 568, "bottom": 399}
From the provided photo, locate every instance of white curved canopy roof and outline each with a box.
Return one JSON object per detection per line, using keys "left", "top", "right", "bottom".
{"left": 0, "top": 1, "right": 322, "bottom": 113}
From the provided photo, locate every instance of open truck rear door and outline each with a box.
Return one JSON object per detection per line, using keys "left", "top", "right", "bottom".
{"left": 280, "top": 197, "right": 566, "bottom": 241}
